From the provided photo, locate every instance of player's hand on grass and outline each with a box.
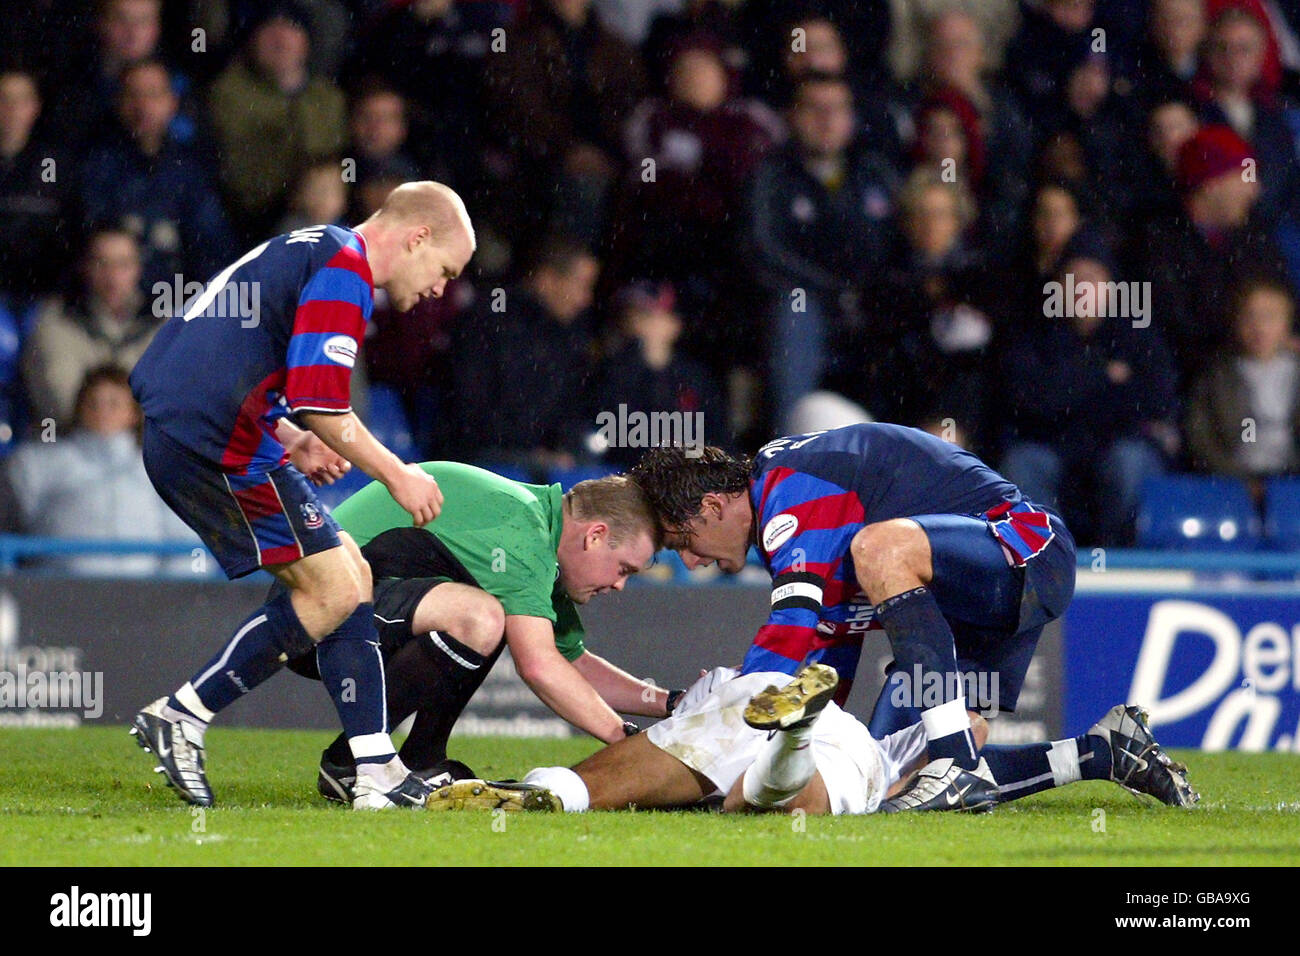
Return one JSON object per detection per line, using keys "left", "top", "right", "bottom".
{"left": 288, "top": 430, "right": 352, "bottom": 485}
{"left": 387, "top": 462, "right": 443, "bottom": 526}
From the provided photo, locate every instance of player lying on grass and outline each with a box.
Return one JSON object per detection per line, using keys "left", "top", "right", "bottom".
{"left": 128, "top": 181, "right": 474, "bottom": 810}
{"left": 428, "top": 663, "right": 1199, "bottom": 814}
{"left": 625, "top": 427, "right": 1079, "bottom": 812}
{"left": 280, "top": 462, "right": 681, "bottom": 802}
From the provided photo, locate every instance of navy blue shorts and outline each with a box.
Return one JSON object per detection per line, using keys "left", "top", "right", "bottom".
{"left": 907, "top": 502, "right": 1076, "bottom": 712}
{"left": 142, "top": 419, "right": 342, "bottom": 579}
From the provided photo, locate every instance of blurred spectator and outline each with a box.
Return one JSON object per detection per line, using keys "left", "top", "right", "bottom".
{"left": 22, "top": 228, "right": 159, "bottom": 429}
{"left": 999, "top": 236, "right": 1180, "bottom": 545}
{"left": 454, "top": 239, "right": 601, "bottom": 469}
{"left": 1187, "top": 277, "right": 1300, "bottom": 478}
{"left": 1131, "top": 0, "right": 1207, "bottom": 108}
{"left": 485, "top": 0, "right": 647, "bottom": 245}
{"left": 888, "top": 0, "right": 1020, "bottom": 87}
{"left": 1196, "top": 6, "right": 1300, "bottom": 222}
{"left": 612, "top": 38, "right": 780, "bottom": 313}
{"left": 346, "top": 0, "right": 507, "bottom": 207}
{"left": 743, "top": 1, "right": 893, "bottom": 98}
{"left": 1133, "top": 98, "right": 1201, "bottom": 223}
{"left": 588, "top": 281, "right": 729, "bottom": 469}
{"left": 1004, "top": 0, "right": 1101, "bottom": 133}
{"left": 207, "top": 1, "right": 346, "bottom": 238}
{"left": 908, "top": 9, "right": 1033, "bottom": 252}
{"left": 0, "top": 70, "right": 71, "bottom": 303}
{"left": 6, "top": 365, "right": 197, "bottom": 576}
{"left": 80, "top": 60, "right": 235, "bottom": 295}
{"left": 1137, "top": 123, "right": 1293, "bottom": 386}
{"left": 347, "top": 80, "right": 422, "bottom": 196}
{"left": 875, "top": 167, "right": 993, "bottom": 440}
{"left": 1195, "top": 6, "right": 1300, "bottom": 222}
{"left": 1059, "top": 50, "right": 1144, "bottom": 218}
{"left": 277, "top": 159, "right": 349, "bottom": 233}
{"left": 909, "top": 83, "right": 1028, "bottom": 248}
{"left": 45, "top": 0, "right": 177, "bottom": 152}
{"left": 1003, "top": 180, "right": 1087, "bottom": 330}
{"left": 644, "top": 0, "right": 754, "bottom": 93}
{"left": 745, "top": 73, "right": 898, "bottom": 430}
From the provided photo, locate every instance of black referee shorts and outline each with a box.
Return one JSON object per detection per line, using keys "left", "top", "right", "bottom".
{"left": 283, "top": 527, "right": 483, "bottom": 680}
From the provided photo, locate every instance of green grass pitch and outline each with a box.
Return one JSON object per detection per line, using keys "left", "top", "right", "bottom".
{"left": 2, "top": 727, "right": 1298, "bottom": 866}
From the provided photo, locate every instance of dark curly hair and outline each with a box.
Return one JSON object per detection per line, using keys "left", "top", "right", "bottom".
{"left": 628, "top": 446, "right": 754, "bottom": 530}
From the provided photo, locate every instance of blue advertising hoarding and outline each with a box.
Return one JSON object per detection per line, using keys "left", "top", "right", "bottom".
{"left": 1064, "top": 592, "right": 1300, "bottom": 751}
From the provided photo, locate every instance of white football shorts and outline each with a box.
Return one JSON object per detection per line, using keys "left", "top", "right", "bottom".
{"left": 646, "top": 668, "right": 928, "bottom": 814}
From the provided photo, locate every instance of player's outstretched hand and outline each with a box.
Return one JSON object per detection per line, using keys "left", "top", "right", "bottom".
{"left": 387, "top": 462, "right": 443, "bottom": 526}
{"left": 289, "top": 431, "right": 352, "bottom": 486}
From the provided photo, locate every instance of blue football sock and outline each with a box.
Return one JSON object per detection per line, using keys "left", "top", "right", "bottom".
{"left": 874, "top": 587, "right": 977, "bottom": 769}
{"left": 315, "top": 603, "right": 394, "bottom": 766}
{"left": 176, "top": 588, "right": 310, "bottom": 722}
{"left": 985, "top": 734, "right": 1113, "bottom": 803}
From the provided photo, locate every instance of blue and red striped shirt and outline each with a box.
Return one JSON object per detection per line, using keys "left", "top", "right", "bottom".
{"left": 741, "top": 423, "right": 1024, "bottom": 701}
{"left": 132, "top": 225, "right": 372, "bottom": 473}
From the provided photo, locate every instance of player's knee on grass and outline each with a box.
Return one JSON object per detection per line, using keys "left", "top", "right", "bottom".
{"left": 851, "top": 519, "right": 933, "bottom": 603}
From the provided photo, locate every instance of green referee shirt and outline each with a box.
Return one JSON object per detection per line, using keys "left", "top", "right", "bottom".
{"left": 331, "top": 461, "right": 586, "bottom": 661}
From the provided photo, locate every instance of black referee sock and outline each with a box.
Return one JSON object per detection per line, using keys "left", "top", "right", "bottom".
{"left": 399, "top": 632, "right": 500, "bottom": 771}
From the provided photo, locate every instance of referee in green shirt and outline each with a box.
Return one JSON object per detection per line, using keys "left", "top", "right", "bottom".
{"left": 286, "top": 461, "right": 679, "bottom": 802}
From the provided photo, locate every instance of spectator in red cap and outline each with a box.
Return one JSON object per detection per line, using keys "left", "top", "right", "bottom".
{"left": 1133, "top": 123, "right": 1293, "bottom": 386}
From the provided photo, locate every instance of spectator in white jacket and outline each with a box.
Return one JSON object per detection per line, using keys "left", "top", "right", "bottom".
{"left": 7, "top": 365, "right": 198, "bottom": 576}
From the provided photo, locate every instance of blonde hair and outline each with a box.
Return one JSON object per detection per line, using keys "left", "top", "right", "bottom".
{"left": 565, "top": 476, "right": 662, "bottom": 548}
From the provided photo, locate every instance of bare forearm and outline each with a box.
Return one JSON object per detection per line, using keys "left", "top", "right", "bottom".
{"left": 574, "top": 652, "right": 668, "bottom": 717}
{"left": 519, "top": 657, "right": 626, "bottom": 743}
{"left": 298, "top": 411, "right": 403, "bottom": 484}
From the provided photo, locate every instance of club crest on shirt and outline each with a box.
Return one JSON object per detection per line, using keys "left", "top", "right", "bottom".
{"left": 300, "top": 502, "right": 325, "bottom": 530}
{"left": 762, "top": 513, "right": 798, "bottom": 552}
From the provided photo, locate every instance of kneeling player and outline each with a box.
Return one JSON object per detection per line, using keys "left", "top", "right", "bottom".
{"left": 428, "top": 664, "right": 1199, "bottom": 815}
{"left": 285, "top": 462, "right": 680, "bottom": 801}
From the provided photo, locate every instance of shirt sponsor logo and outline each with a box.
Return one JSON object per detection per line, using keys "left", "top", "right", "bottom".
{"left": 322, "top": 334, "right": 358, "bottom": 368}
{"left": 762, "top": 513, "right": 798, "bottom": 552}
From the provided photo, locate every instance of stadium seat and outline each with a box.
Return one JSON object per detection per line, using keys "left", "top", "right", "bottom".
{"left": 1263, "top": 478, "right": 1300, "bottom": 550}
{"left": 1135, "top": 476, "right": 1260, "bottom": 551}
{"left": 546, "top": 465, "right": 617, "bottom": 490}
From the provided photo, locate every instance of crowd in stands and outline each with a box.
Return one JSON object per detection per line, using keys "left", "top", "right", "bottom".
{"left": 1, "top": 0, "right": 1300, "bottom": 570}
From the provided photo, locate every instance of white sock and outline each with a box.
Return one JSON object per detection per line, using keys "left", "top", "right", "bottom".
{"left": 523, "top": 766, "right": 589, "bottom": 812}
{"left": 168, "top": 683, "right": 213, "bottom": 743}
{"left": 355, "top": 754, "right": 408, "bottom": 790}
{"left": 920, "top": 697, "right": 974, "bottom": 752}
{"left": 1047, "top": 738, "right": 1082, "bottom": 786}
{"left": 741, "top": 723, "right": 816, "bottom": 808}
